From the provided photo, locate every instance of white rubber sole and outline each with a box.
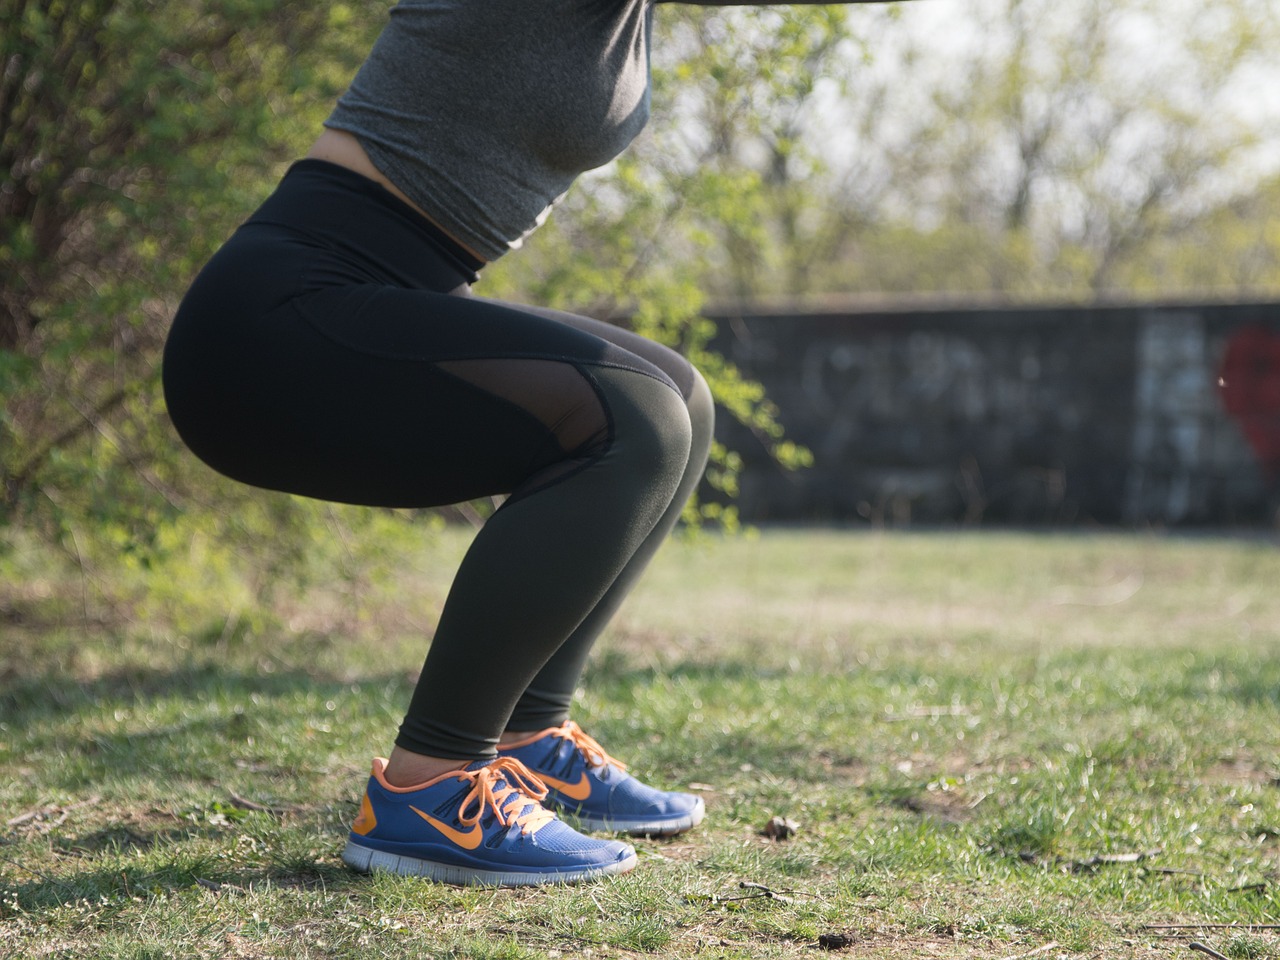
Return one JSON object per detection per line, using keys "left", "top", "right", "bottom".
{"left": 566, "top": 796, "right": 706, "bottom": 837}
{"left": 341, "top": 840, "right": 638, "bottom": 887}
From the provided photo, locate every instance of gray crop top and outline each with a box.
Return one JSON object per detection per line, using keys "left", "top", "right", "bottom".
{"left": 325, "top": 0, "right": 655, "bottom": 262}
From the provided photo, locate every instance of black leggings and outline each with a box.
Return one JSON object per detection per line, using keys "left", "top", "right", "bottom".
{"left": 163, "top": 160, "right": 714, "bottom": 759}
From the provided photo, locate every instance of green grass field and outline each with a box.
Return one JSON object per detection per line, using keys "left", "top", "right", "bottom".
{"left": 2, "top": 526, "right": 1279, "bottom": 959}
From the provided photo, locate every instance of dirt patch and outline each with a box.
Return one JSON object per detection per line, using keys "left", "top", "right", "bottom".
{"left": 1203, "top": 758, "right": 1280, "bottom": 787}
{"left": 815, "top": 751, "right": 870, "bottom": 785}
{"left": 889, "top": 788, "right": 980, "bottom": 825}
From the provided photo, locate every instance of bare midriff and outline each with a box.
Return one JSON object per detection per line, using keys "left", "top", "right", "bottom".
{"left": 306, "top": 128, "right": 488, "bottom": 264}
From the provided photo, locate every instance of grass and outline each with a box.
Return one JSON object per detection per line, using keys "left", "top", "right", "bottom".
{"left": 2, "top": 525, "right": 1279, "bottom": 958}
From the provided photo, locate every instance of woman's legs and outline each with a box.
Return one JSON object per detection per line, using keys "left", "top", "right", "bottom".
{"left": 393, "top": 360, "right": 693, "bottom": 761}
{"left": 484, "top": 304, "right": 716, "bottom": 733}
{"left": 166, "top": 254, "right": 699, "bottom": 765}
{"left": 164, "top": 163, "right": 705, "bottom": 883}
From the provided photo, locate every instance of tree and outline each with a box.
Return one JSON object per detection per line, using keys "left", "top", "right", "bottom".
{"left": 816, "top": 0, "right": 1280, "bottom": 299}
{"left": 0, "top": 1, "right": 377, "bottom": 534}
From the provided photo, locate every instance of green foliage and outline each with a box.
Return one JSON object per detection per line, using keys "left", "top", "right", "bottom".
{"left": 1, "top": 0, "right": 831, "bottom": 577}
{"left": 0, "top": 0, "right": 383, "bottom": 556}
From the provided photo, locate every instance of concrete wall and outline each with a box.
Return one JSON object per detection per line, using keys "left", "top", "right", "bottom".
{"left": 708, "top": 300, "right": 1280, "bottom": 526}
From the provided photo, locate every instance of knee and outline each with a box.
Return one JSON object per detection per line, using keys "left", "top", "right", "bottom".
{"left": 597, "top": 368, "right": 693, "bottom": 493}
{"left": 636, "top": 377, "right": 696, "bottom": 487}
{"left": 686, "top": 365, "right": 715, "bottom": 452}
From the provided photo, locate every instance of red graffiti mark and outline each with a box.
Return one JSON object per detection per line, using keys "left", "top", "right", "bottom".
{"left": 1218, "top": 325, "right": 1280, "bottom": 477}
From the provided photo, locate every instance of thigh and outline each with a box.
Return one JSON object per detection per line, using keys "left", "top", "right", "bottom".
{"left": 166, "top": 276, "right": 680, "bottom": 508}
{"left": 470, "top": 295, "right": 700, "bottom": 400}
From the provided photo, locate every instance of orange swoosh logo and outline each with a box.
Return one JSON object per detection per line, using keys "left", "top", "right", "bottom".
{"left": 410, "top": 806, "right": 483, "bottom": 849}
{"left": 538, "top": 771, "right": 592, "bottom": 802}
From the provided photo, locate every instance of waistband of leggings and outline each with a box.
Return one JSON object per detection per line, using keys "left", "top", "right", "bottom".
{"left": 247, "top": 159, "right": 484, "bottom": 288}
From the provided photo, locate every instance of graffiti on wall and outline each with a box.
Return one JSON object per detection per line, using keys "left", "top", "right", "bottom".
{"left": 1125, "top": 312, "right": 1212, "bottom": 523}
{"left": 1218, "top": 325, "right": 1280, "bottom": 479}
{"left": 713, "top": 302, "right": 1280, "bottom": 525}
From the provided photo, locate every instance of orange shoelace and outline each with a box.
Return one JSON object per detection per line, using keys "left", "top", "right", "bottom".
{"left": 458, "top": 757, "right": 556, "bottom": 836}
{"left": 555, "top": 721, "right": 627, "bottom": 772}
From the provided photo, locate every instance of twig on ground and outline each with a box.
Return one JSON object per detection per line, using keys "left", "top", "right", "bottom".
{"left": 740, "top": 881, "right": 793, "bottom": 900}
{"left": 194, "top": 877, "right": 247, "bottom": 894}
{"left": 0, "top": 852, "right": 61, "bottom": 885}
{"left": 1226, "top": 881, "right": 1269, "bottom": 893}
{"left": 6, "top": 795, "right": 102, "bottom": 827}
{"left": 881, "top": 705, "right": 973, "bottom": 722}
{"left": 714, "top": 881, "right": 794, "bottom": 905}
{"left": 1144, "top": 925, "right": 1280, "bottom": 931}
{"left": 226, "top": 792, "right": 307, "bottom": 815}
{"left": 1022, "top": 847, "right": 1164, "bottom": 873}
{"left": 1000, "top": 942, "right": 1059, "bottom": 960}
{"left": 1189, "top": 942, "right": 1230, "bottom": 960}
{"left": 1068, "top": 849, "right": 1163, "bottom": 872}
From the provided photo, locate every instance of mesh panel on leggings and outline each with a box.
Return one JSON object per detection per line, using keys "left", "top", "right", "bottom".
{"left": 435, "top": 358, "right": 608, "bottom": 458}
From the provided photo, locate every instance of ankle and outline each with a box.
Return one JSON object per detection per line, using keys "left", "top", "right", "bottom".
{"left": 383, "top": 746, "right": 470, "bottom": 788}
{"left": 498, "top": 728, "right": 543, "bottom": 748}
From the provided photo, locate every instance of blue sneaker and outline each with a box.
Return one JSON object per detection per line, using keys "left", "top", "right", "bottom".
{"left": 499, "top": 721, "right": 705, "bottom": 837}
{"left": 341, "top": 756, "right": 637, "bottom": 886}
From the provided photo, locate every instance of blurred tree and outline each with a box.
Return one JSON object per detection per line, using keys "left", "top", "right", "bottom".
{"left": 646, "top": 4, "right": 868, "bottom": 298}
{"left": 1115, "top": 174, "right": 1280, "bottom": 296}
{"left": 0, "top": 1, "right": 377, "bottom": 538}
{"left": 815, "top": 0, "right": 1280, "bottom": 299}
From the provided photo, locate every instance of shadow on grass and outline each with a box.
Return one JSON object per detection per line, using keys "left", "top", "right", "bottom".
{"left": 2, "top": 659, "right": 416, "bottom": 791}
{"left": 582, "top": 647, "right": 866, "bottom": 685}
{"left": 1, "top": 657, "right": 400, "bottom": 721}
{"left": 0, "top": 853, "right": 361, "bottom": 917}
{"left": 588, "top": 643, "right": 1280, "bottom": 707}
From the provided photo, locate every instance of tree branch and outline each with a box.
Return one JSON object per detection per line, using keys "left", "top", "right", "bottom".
{"left": 6, "top": 386, "right": 130, "bottom": 505}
